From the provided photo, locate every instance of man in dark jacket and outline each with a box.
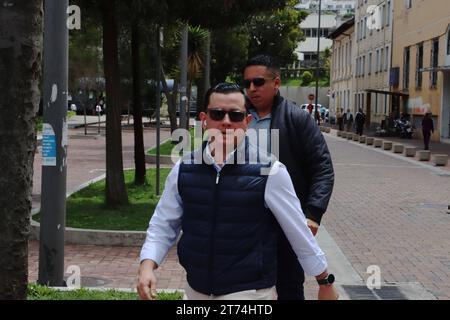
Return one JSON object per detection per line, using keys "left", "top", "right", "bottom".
{"left": 243, "top": 54, "right": 335, "bottom": 300}
{"left": 421, "top": 112, "right": 434, "bottom": 150}
{"left": 355, "top": 108, "right": 366, "bottom": 136}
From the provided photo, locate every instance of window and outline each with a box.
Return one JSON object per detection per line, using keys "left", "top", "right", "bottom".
{"left": 447, "top": 28, "right": 450, "bottom": 55}
{"left": 386, "top": 1, "right": 391, "bottom": 27}
{"left": 364, "top": 17, "right": 367, "bottom": 39}
{"left": 385, "top": 46, "right": 390, "bottom": 71}
{"left": 376, "top": 49, "right": 380, "bottom": 73}
{"left": 380, "top": 48, "right": 384, "bottom": 72}
{"left": 416, "top": 43, "right": 423, "bottom": 88}
{"left": 431, "top": 39, "right": 439, "bottom": 87}
{"left": 368, "top": 52, "right": 372, "bottom": 75}
{"left": 363, "top": 55, "right": 366, "bottom": 76}
{"left": 403, "top": 47, "right": 410, "bottom": 90}
{"left": 406, "top": 0, "right": 412, "bottom": 9}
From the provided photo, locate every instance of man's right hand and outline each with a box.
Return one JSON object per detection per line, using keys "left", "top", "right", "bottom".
{"left": 137, "top": 259, "right": 158, "bottom": 300}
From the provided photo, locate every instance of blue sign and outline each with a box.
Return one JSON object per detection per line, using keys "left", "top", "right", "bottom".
{"left": 42, "top": 123, "right": 56, "bottom": 166}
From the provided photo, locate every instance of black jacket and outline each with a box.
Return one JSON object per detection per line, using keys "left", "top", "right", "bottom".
{"left": 249, "top": 93, "right": 334, "bottom": 224}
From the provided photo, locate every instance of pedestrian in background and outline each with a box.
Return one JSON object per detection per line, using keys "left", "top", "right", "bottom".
{"left": 315, "top": 107, "right": 321, "bottom": 126}
{"left": 421, "top": 112, "right": 434, "bottom": 150}
{"left": 355, "top": 108, "right": 365, "bottom": 136}
{"left": 344, "top": 108, "right": 353, "bottom": 132}
{"left": 337, "top": 108, "right": 344, "bottom": 131}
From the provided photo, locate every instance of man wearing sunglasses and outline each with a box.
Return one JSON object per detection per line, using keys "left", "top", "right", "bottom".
{"left": 244, "top": 54, "right": 335, "bottom": 300}
{"left": 137, "top": 83, "right": 338, "bottom": 300}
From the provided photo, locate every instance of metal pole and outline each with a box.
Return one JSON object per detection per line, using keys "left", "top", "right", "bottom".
{"left": 314, "top": 0, "right": 322, "bottom": 113}
{"left": 204, "top": 31, "right": 211, "bottom": 97}
{"left": 179, "top": 24, "right": 188, "bottom": 130}
{"left": 83, "top": 91, "right": 87, "bottom": 135}
{"left": 156, "top": 27, "right": 162, "bottom": 196}
{"left": 98, "top": 105, "right": 101, "bottom": 134}
{"left": 38, "top": 0, "right": 68, "bottom": 287}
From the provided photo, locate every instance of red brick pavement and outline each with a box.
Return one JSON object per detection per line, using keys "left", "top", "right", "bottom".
{"left": 322, "top": 132, "right": 450, "bottom": 300}
{"left": 28, "top": 125, "right": 450, "bottom": 299}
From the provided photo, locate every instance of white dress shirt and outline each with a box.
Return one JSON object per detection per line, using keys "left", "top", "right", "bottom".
{"left": 140, "top": 147, "right": 328, "bottom": 277}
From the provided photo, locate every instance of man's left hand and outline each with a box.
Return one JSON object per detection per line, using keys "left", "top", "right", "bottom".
{"left": 318, "top": 285, "right": 339, "bottom": 300}
{"left": 307, "top": 219, "right": 319, "bottom": 236}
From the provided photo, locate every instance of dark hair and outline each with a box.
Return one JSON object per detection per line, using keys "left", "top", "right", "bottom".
{"left": 244, "top": 54, "right": 281, "bottom": 76}
{"left": 204, "top": 82, "right": 245, "bottom": 108}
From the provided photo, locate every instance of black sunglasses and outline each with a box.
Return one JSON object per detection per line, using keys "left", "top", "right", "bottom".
{"left": 207, "top": 109, "right": 246, "bottom": 122}
{"left": 243, "top": 77, "right": 275, "bottom": 89}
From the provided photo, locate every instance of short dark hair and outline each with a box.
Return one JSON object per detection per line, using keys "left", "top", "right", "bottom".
{"left": 204, "top": 82, "right": 245, "bottom": 108}
{"left": 244, "top": 54, "right": 281, "bottom": 76}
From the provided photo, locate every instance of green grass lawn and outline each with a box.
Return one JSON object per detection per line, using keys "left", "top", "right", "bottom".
{"left": 283, "top": 78, "right": 302, "bottom": 86}
{"left": 148, "top": 127, "right": 202, "bottom": 156}
{"left": 34, "top": 169, "right": 171, "bottom": 231}
{"left": 27, "top": 283, "right": 182, "bottom": 300}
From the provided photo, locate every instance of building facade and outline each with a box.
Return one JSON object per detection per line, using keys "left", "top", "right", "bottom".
{"left": 391, "top": 0, "right": 450, "bottom": 142}
{"left": 295, "top": 13, "right": 339, "bottom": 69}
{"left": 328, "top": 18, "right": 355, "bottom": 120}
{"left": 296, "top": 0, "right": 355, "bottom": 15}
{"left": 353, "top": 0, "right": 393, "bottom": 128}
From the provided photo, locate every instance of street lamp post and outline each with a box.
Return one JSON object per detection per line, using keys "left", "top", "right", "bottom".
{"left": 38, "top": 0, "right": 69, "bottom": 287}
{"left": 314, "top": 0, "right": 322, "bottom": 116}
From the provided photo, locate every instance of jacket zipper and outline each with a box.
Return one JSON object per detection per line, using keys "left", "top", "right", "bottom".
{"left": 208, "top": 170, "right": 220, "bottom": 293}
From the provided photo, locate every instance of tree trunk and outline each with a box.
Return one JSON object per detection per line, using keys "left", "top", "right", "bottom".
{"left": 0, "top": 0, "right": 43, "bottom": 299}
{"left": 102, "top": 0, "right": 128, "bottom": 206}
{"left": 161, "top": 67, "right": 178, "bottom": 134}
{"left": 131, "top": 23, "right": 146, "bottom": 185}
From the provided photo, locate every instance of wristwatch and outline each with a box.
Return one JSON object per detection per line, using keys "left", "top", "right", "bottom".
{"left": 317, "top": 273, "right": 335, "bottom": 286}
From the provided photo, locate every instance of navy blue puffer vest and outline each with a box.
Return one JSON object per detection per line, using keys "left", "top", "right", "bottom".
{"left": 177, "top": 140, "right": 278, "bottom": 295}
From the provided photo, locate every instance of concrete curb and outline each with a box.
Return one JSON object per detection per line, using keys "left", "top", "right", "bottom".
{"left": 324, "top": 129, "right": 450, "bottom": 176}
{"left": 30, "top": 171, "right": 146, "bottom": 247}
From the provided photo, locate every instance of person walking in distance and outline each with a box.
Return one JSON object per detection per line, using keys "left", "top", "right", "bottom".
{"left": 344, "top": 108, "right": 353, "bottom": 132}
{"left": 337, "top": 108, "right": 344, "bottom": 131}
{"left": 421, "top": 112, "right": 434, "bottom": 150}
{"left": 355, "top": 108, "right": 365, "bottom": 136}
{"left": 243, "top": 54, "right": 334, "bottom": 300}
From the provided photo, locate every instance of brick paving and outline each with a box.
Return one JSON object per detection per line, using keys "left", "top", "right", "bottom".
{"left": 28, "top": 124, "right": 450, "bottom": 299}
{"left": 322, "top": 132, "right": 450, "bottom": 300}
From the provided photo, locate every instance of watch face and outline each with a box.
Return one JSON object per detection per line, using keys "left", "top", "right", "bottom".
{"left": 328, "top": 274, "right": 335, "bottom": 284}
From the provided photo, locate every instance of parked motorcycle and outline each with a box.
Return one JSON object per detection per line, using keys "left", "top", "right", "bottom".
{"left": 394, "top": 119, "right": 414, "bottom": 139}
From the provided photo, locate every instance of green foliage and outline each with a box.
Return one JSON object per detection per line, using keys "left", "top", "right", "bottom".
{"left": 283, "top": 78, "right": 302, "bottom": 86}
{"left": 187, "top": 26, "right": 208, "bottom": 81}
{"left": 34, "top": 169, "right": 171, "bottom": 231}
{"left": 166, "top": 0, "right": 287, "bottom": 29}
{"left": 67, "top": 111, "right": 76, "bottom": 119}
{"left": 301, "top": 71, "right": 313, "bottom": 86}
{"left": 211, "top": 26, "right": 250, "bottom": 83}
{"left": 68, "top": 14, "right": 103, "bottom": 95}
{"left": 247, "top": 4, "right": 307, "bottom": 67}
{"left": 27, "top": 283, "right": 183, "bottom": 300}
{"left": 36, "top": 117, "right": 43, "bottom": 132}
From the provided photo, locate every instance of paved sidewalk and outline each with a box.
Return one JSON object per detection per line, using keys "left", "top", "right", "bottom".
{"left": 28, "top": 127, "right": 450, "bottom": 299}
